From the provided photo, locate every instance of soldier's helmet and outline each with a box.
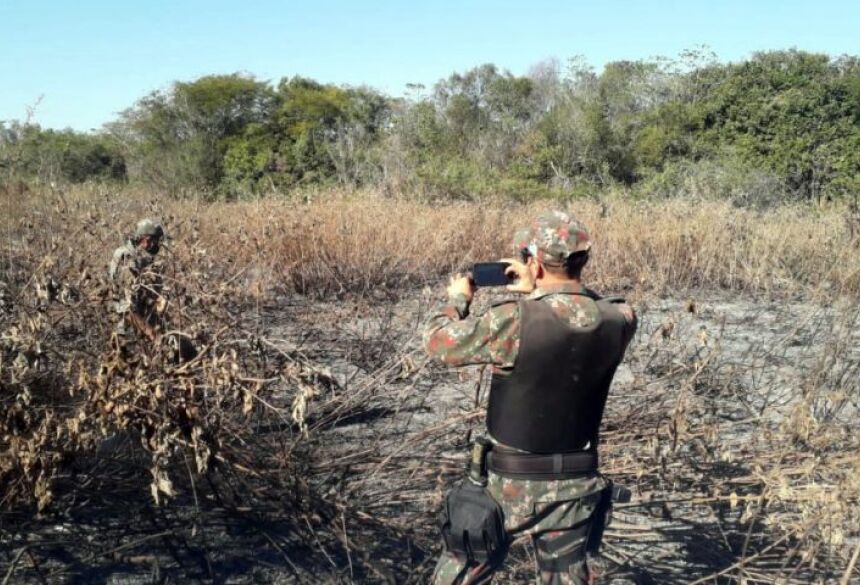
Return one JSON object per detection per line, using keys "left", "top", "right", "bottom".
{"left": 512, "top": 210, "right": 590, "bottom": 266}
{"left": 134, "top": 218, "right": 164, "bottom": 239}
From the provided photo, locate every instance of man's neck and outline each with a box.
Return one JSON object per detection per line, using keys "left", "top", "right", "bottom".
{"left": 535, "top": 274, "right": 581, "bottom": 288}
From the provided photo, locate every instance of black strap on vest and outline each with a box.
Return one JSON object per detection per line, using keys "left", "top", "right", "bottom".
{"left": 486, "top": 293, "right": 630, "bottom": 454}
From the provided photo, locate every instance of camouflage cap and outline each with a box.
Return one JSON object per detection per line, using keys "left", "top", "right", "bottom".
{"left": 512, "top": 210, "right": 591, "bottom": 266}
{"left": 134, "top": 218, "right": 164, "bottom": 239}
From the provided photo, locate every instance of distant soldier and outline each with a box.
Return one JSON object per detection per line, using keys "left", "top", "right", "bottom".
{"left": 109, "top": 218, "right": 166, "bottom": 343}
{"left": 424, "top": 211, "right": 637, "bottom": 584}
{"left": 109, "top": 220, "right": 196, "bottom": 361}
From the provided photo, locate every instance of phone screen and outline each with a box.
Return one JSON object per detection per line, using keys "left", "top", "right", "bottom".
{"left": 472, "top": 262, "right": 511, "bottom": 287}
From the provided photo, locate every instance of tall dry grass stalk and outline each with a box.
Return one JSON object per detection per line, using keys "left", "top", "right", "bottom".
{"left": 5, "top": 184, "right": 856, "bottom": 301}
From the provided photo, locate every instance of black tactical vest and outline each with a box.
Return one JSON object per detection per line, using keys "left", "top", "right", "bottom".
{"left": 486, "top": 293, "right": 631, "bottom": 454}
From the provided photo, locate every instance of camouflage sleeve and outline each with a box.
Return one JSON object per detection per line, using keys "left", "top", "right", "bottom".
{"left": 423, "top": 294, "right": 521, "bottom": 368}
{"left": 110, "top": 251, "right": 138, "bottom": 315}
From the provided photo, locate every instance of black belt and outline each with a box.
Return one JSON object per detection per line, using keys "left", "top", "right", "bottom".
{"left": 487, "top": 449, "right": 598, "bottom": 480}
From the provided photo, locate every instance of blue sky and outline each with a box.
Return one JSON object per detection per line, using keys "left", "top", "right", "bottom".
{"left": 2, "top": 0, "right": 858, "bottom": 131}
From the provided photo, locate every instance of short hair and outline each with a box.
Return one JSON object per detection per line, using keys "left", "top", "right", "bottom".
{"left": 544, "top": 250, "right": 589, "bottom": 279}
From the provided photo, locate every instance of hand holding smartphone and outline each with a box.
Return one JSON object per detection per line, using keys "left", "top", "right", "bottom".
{"left": 471, "top": 262, "right": 512, "bottom": 287}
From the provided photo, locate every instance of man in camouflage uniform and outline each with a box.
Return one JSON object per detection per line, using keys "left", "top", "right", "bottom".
{"left": 109, "top": 218, "right": 167, "bottom": 343}
{"left": 424, "top": 211, "right": 637, "bottom": 584}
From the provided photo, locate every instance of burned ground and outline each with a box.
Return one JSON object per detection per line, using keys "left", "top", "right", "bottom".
{"left": 3, "top": 289, "right": 858, "bottom": 584}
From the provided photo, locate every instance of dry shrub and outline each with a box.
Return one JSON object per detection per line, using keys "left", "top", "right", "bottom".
{"left": 0, "top": 186, "right": 456, "bottom": 582}
{"left": 0, "top": 200, "right": 275, "bottom": 512}
{"left": 0, "top": 187, "right": 347, "bottom": 518}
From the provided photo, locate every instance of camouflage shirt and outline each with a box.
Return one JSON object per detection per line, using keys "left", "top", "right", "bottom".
{"left": 108, "top": 241, "right": 163, "bottom": 321}
{"left": 423, "top": 281, "right": 636, "bottom": 370}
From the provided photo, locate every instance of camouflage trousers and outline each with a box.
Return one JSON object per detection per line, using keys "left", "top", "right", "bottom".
{"left": 433, "top": 471, "right": 607, "bottom": 585}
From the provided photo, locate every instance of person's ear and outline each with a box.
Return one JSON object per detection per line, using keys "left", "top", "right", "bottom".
{"left": 532, "top": 259, "right": 543, "bottom": 280}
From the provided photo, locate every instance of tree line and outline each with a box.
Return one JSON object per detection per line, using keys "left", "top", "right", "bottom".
{"left": 3, "top": 49, "right": 860, "bottom": 202}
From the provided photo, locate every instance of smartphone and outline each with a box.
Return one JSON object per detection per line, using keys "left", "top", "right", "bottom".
{"left": 472, "top": 262, "right": 512, "bottom": 287}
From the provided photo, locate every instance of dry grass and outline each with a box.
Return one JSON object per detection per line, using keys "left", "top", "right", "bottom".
{"left": 1, "top": 184, "right": 859, "bottom": 583}
{"left": 6, "top": 184, "right": 857, "bottom": 301}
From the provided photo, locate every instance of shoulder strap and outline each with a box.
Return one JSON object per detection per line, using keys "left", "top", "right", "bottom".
{"left": 491, "top": 288, "right": 622, "bottom": 304}
{"left": 489, "top": 297, "right": 519, "bottom": 308}
{"left": 599, "top": 295, "right": 627, "bottom": 304}
{"left": 528, "top": 289, "right": 601, "bottom": 302}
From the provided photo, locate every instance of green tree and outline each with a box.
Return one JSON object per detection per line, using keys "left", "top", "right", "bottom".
{"left": 112, "top": 74, "right": 274, "bottom": 195}
{"left": 0, "top": 122, "right": 125, "bottom": 185}
{"left": 692, "top": 50, "right": 860, "bottom": 199}
{"left": 269, "top": 78, "right": 388, "bottom": 188}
